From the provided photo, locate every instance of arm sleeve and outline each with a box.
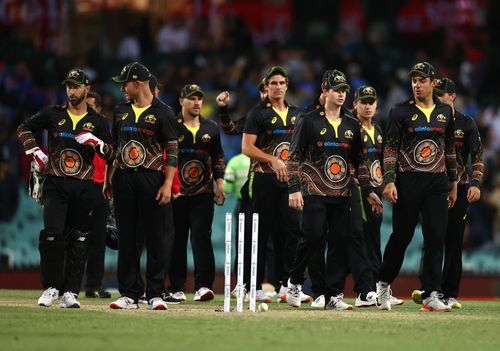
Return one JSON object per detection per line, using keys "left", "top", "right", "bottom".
{"left": 468, "top": 118, "right": 484, "bottom": 187}
{"left": 211, "top": 127, "right": 226, "bottom": 180}
{"left": 355, "top": 128, "right": 373, "bottom": 194}
{"left": 287, "top": 115, "right": 309, "bottom": 194}
{"left": 16, "top": 107, "right": 51, "bottom": 152}
{"left": 109, "top": 108, "right": 121, "bottom": 166}
{"left": 159, "top": 107, "right": 179, "bottom": 167}
{"left": 219, "top": 106, "right": 243, "bottom": 135}
{"left": 382, "top": 107, "right": 401, "bottom": 184}
{"left": 93, "top": 115, "right": 115, "bottom": 161}
{"left": 444, "top": 108, "right": 457, "bottom": 182}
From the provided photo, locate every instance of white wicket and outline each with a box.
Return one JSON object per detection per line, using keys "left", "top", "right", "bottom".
{"left": 236, "top": 213, "right": 245, "bottom": 312}
{"left": 223, "top": 213, "right": 232, "bottom": 313}
{"left": 249, "top": 213, "right": 259, "bottom": 312}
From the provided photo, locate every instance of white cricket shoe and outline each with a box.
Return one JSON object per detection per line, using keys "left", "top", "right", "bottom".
{"left": 148, "top": 297, "right": 168, "bottom": 310}
{"left": 311, "top": 295, "right": 325, "bottom": 309}
{"left": 325, "top": 294, "right": 353, "bottom": 310}
{"left": 110, "top": 296, "right": 139, "bottom": 309}
{"left": 355, "top": 291, "right": 377, "bottom": 307}
{"left": 172, "top": 291, "right": 187, "bottom": 301}
{"left": 445, "top": 297, "right": 462, "bottom": 309}
{"left": 246, "top": 289, "right": 272, "bottom": 303}
{"left": 286, "top": 280, "right": 302, "bottom": 308}
{"left": 38, "top": 287, "right": 59, "bottom": 307}
{"left": 376, "top": 282, "right": 392, "bottom": 311}
{"left": 390, "top": 295, "right": 404, "bottom": 306}
{"left": 422, "top": 291, "right": 451, "bottom": 312}
{"left": 59, "top": 292, "right": 80, "bottom": 308}
{"left": 194, "top": 287, "right": 214, "bottom": 301}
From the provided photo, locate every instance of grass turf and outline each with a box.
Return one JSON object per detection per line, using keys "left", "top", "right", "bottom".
{"left": 0, "top": 289, "right": 499, "bottom": 351}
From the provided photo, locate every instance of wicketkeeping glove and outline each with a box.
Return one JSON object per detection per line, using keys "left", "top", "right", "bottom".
{"left": 26, "top": 147, "right": 48, "bottom": 172}
{"left": 28, "top": 159, "right": 44, "bottom": 204}
{"left": 75, "top": 132, "right": 105, "bottom": 153}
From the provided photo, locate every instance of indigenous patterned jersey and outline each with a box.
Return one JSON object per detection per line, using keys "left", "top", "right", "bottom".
{"left": 176, "top": 115, "right": 225, "bottom": 196}
{"left": 218, "top": 106, "right": 246, "bottom": 136}
{"left": 243, "top": 97, "right": 300, "bottom": 173}
{"left": 454, "top": 110, "right": 483, "bottom": 187}
{"left": 17, "top": 104, "right": 113, "bottom": 180}
{"left": 287, "top": 108, "right": 371, "bottom": 198}
{"left": 383, "top": 97, "right": 457, "bottom": 183}
{"left": 360, "top": 123, "right": 384, "bottom": 188}
{"left": 112, "top": 98, "right": 178, "bottom": 171}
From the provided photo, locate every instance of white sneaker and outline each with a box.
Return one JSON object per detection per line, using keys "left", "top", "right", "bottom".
{"left": 172, "top": 291, "right": 187, "bottom": 301}
{"left": 110, "top": 296, "right": 139, "bottom": 309}
{"left": 286, "top": 280, "right": 302, "bottom": 308}
{"left": 278, "top": 290, "right": 313, "bottom": 303}
{"left": 246, "top": 289, "right": 272, "bottom": 303}
{"left": 376, "top": 282, "right": 392, "bottom": 311}
{"left": 148, "top": 297, "right": 168, "bottom": 310}
{"left": 194, "top": 287, "right": 214, "bottom": 301}
{"left": 37, "top": 287, "right": 59, "bottom": 307}
{"left": 390, "top": 295, "right": 404, "bottom": 306}
{"left": 355, "top": 291, "right": 377, "bottom": 307}
{"left": 59, "top": 292, "right": 80, "bottom": 308}
{"left": 138, "top": 294, "right": 148, "bottom": 304}
{"left": 445, "top": 297, "right": 462, "bottom": 309}
{"left": 311, "top": 295, "right": 325, "bottom": 309}
{"left": 422, "top": 291, "right": 451, "bottom": 312}
{"left": 325, "top": 294, "right": 353, "bottom": 310}
{"left": 276, "top": 285, "right": 287, "bottom": 303}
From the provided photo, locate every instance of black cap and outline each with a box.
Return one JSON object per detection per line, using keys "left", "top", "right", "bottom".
{"left": 61, "top": 69, "right": 90, "bottom": 86}
{"left": 265, "top": 66, "right": 288, "bottom": 80}
{"left": 112, "top": 62, "right": 151, "bottom": 83}
{"left": 434, "top": 77, "right": 456, "bottom": 95}
{"left": 408, "top": 62, "right": 435, "bottom": 79}
{"left": 149, "top": 74, "right": 163, "bottom": 92}
{"left": 180, "top": 84, "right": 206, "bottom": 98}
{"left": 322, "top": 69, "right": 350, "bottom": 91}
{"left": 355, "top": 86, "right": 377, "bottom": 101}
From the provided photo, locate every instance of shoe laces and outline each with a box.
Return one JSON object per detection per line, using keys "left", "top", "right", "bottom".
{"left": 43, "top": 288, "right": 57, "bottom": 298}
{"left": 289, "top": 284, "right": 301, "bottom": 295}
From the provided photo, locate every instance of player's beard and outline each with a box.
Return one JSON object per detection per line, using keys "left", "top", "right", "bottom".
{"left": 68, "top": 91, "right": 86, "bottom": 107}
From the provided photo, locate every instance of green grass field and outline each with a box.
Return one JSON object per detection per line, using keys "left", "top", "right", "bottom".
{"left": 0, "top": 289, "right": 499, "bottom": 351}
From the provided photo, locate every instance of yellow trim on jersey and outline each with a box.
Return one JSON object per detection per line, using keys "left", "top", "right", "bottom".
{"left": 363, "top": 125, "right": 376, "bottom": 144}
{"left": 131, "top": 104, "right": 151, "bottom": 123}
{"left": 415, "top": 105, "right": 435, "bottom": 123}
{"left": 66, "top": 110, "right": 88, "bottom": 130}
{"left": 272, "top": 107, "right": 289, "bottom": 126}
{"left": 327, "top": 118, "right": 341, "bottom": 138}
{"left": 184, "top": 124, "right": 200, "bottom": 143}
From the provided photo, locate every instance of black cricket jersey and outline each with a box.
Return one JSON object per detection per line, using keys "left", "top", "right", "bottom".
{"left": 453, "top": 110, "right": 483, "bottom": 187}
{"left": 218, "top": 106, "right": 246, "bottom": 136}
{"left": 243, "top": 97, "right": 300, "bottom": 173}
{"left": 176, "top": 115, "right": 226, "bottom": 196}
{"left": 287, "top": 107, "right": 371, "bottom": 198}
{"left": 383, "top": 97, "right": 457, "bottom": 183}
{"left": 17, "top": 103, "right": 113, "bottom": 180}
{"left": 360, "top": 123, "right": 384, "bottom": 188}
{"left": 112, "top": 97, "right": 178, "bottom": 171}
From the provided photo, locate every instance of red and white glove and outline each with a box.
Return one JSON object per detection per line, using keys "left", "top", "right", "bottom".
{"left": 26, "top": 147, "right": 48, "bottom": 172}
{"left": 75, "top": 132, "right": 104, "bottom": 153}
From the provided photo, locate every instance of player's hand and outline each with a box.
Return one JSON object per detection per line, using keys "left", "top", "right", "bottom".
{"left": 383, "top": 182, "right": 398, "bottom": 203}
{"left": 448, "top": 181, "right": 457, "bottom": 208}
{"left": 75, "top": 132, "right": 105, "bottom": 153}
{"left": 271, "top": 157, "right": 288, "bottom": 182}
{"left": 102, "top": 181, "right": 113, "bottom": 200}
{"left": 156, "top": 184, "right": 172, "bottom": 205}
{"left": 28, "top": 147, "right": 48, "bottom": 172}
{"left": 289, "top": 191, "right": 304, "bottom": 211}
{"left": 172, "top": 192, "right": 182, "bottom": 200}
{"left": 215, "top": 186, "right": 225, "bottom": 206}
{"left": 216, "top": 91, "right": 230, "bottom": 107}
{"left": 467, "top": 186, "right": 480, "bottom": 203}
{"left": 367, "top": 192, "right": 384, "bottom": 214}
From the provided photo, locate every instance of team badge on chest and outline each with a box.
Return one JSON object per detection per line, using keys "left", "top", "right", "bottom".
{"left": 122, "top": 140, "right": 146, "bottom": 168}
{"left": 60, "top": 149, "right": 83, "bottom": 176}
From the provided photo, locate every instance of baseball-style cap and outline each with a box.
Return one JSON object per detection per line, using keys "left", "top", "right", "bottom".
{"left": 112, "top": 62, "right": 151, "bottom": 83}
{"left": 265, "top": 66, "right": 288, "bottom": 80}
{"left": 322, "top": 69, "right": 350, "bottom": 91}
{"left": 355, "top": 86, "right": 377, "bottom": 101}
{"left": 149, "top": 74, "right": 163, "bottom": 92}
{"left": 180, "top": 84, "right": 206, "bottom": 98}
{"left": 408, "top": 62, "right": 435, "bottom": 78}
{"left": 257, "top": 78, "right": 266, "bottom": 92}
{"left": 434, "top": 77, "right": 456, "bottom": 95}
{"left": 61, "top": 69, "right": 90, "bottom": 86}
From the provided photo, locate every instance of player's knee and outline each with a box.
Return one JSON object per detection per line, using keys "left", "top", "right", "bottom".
{"left": 39, "top": 230, "right": 64, "bottom": 243}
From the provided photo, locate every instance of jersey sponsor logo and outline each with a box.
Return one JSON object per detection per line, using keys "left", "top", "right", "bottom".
{"left": 436, "top": 114, "right": 446, "bottom": 122}
{"left": 411, "top": 114, "right": 419, "bottom": 121}
{"left": 58, "top": 119, "right": 66, "bottom": 126}
{"left": 413, "top": 139, "right": 438, "bottom": 165}
{"left": 82, "top": 122, "right": 95, "bottom": 132}
{"left": 121, "top": 113, "right": 128, "bottom": 121}
{"left": 370, "top": 160, "right": 383, "bottom": 187}
{"left": 344, "top": 130, "right": 354, "bottom": 139}
{"left": 320, "top": 128, "right": 327, "bottom": 135}
{"left": 59, "top": 148, "right": 82, "bottom": 176}
{"left": 201, "top": 133, "right": 211, "bottom": 143}
{"left": 122, "top": 140, "right": 146, "bottom": 168}
{"left": 455, "top": 129, "right": 464, "bottom": 138}
{"left": 144, "top": 114, "right": 157, "bottom": 124}
{"left": 181, "top": 159, "right": 205, "bottom": 186}
{"left": 324, "top": 155, "right": 348, "bottom": 183}
{"left": 272, "top": 142, "right": 290, "bottom": 163}
{"left": 271, "top": 116, "right": 278, "bottom": 124}
{"left": 58, "top": 132, "right": 75, "bottom": 139}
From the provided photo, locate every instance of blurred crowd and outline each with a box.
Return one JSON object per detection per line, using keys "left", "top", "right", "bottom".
{"left": 1, "top": 9, "right": 500, "bottom": 250}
